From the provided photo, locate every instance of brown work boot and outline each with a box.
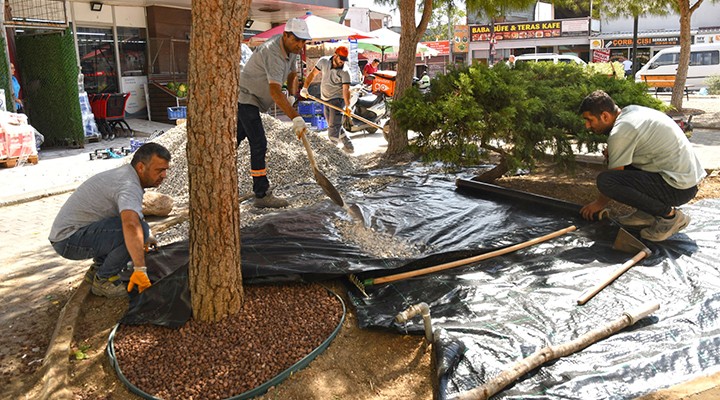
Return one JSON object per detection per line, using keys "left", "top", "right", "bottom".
{"left": 84, "top": 264, "right": 97, "bottom": 284}
{"left": 91, "top": 275, "right": 127, "bottom": 298}
{"left": 341, "top": 135, "right": 354, "bottom": 153}
{"left": 640, "top": 209, "right": 690, "bottom": 242}
{"left": 617, "top": 209, "right": 655, "bottom": 228}
{"left": 254, "top": 193, "right": 289, "bottom": 208}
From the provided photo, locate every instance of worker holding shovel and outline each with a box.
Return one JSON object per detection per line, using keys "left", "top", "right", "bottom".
{"left": 300, "top": 46, "right": 355, "bottom": 153}
{"left": 237, "top": 17, "right": 311, "bottom": 208}
{"left": 578, "top": 90, "right": 706, "bottom": 241}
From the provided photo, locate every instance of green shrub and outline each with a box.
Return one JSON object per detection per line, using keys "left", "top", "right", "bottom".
{"left": 391, "top": 61, "right": 668, "bottom": 181}
{"left": 708, "top": 75, "right": 720, "bottom": 95}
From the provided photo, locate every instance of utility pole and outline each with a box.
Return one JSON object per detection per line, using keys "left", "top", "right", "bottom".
{"left": 631, "top": 15, "right": 639, "bottom": 77}
{"left": 447, "top": 1, "right": 453, "bottom": 67}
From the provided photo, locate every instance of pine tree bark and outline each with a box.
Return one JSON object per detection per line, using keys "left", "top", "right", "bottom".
{"left": 671, "top": 0, "right": 691, "bottom": 110}
{"left": 670, "top": 0, "right": 705, "bottom": 110}
{"left": 187, "top": 0, "right": 250, "bottom": 322}
{"left": 386, "top": 0, "right": 433, "bottom": 156}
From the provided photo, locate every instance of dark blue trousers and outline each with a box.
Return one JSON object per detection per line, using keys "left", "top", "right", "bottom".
{"left": 237, "top": 103, "right": 270, "bottom": 197}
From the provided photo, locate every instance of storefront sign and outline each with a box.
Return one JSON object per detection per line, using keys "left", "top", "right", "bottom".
{"left": 470, "top": 21, "right": 562, "bottom": 41}
{"left": 590, "top": 39, "right": 604, "bottom": 49}
{"left": 592, "top": 49, "right": 611, "bottom": 63}
{"left": 453, "top": 25, "right": 469, "bottom": 53}
{"left": 561, "top": 19, "right": 589, "bottom": 36}
{"left": 603, "top": 37, "right": 680, "bottom": 48}
{"left": 695, "top": 34, "right": 720, "bottom": 44}
{"left": 421, "top": 40, "right": 450, "bottom": 56}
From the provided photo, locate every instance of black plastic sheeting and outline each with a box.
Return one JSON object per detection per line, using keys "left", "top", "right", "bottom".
{"left": 122, "top": 166, "right": 720, "bottom": 399}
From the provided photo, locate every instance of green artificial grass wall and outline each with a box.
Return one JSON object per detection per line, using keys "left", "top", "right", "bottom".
{"left": 0, "top": 36, "right": 13, "bottom": 111}
{"left": 16, "top": 29, "right": 84, "bottom": 147}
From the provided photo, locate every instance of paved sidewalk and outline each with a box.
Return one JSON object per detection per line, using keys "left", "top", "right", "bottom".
{"left": 0, "top": 119, "right": 174, "bottom": 206}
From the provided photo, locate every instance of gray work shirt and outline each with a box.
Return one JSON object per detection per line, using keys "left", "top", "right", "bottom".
{"left": 238, "top": 34, "right": 298, "bottom": 112}
{"left": 315, "top": 56, "right": 350, "bottom": 101}
{"left": 49, "top": 164, "right": 145, "bottom": 242}
{"left": 608, "top": 105, "right": 706, "bottom": 189}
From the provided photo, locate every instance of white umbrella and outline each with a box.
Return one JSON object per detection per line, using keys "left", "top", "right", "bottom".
{"left": 249, "top": 14, "right": 374, "bottom": 45}
{"left": 357, "top": 27, "right": 439, "bottom": 65}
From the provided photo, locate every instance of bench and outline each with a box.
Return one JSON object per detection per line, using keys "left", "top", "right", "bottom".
{"left": 642, "top": 75, "right": 690, "bottom": 100}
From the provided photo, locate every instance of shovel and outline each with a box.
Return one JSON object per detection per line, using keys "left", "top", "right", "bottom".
{"left": 299, "top": 129, "right": 345, "bottom": 207}
{"left": 305, "top": 93, "right": 389, "bottom": 135}
{"left": 299, "top": 131, "right": 363, "bottom": 221}
{"left": 576, "top": 228, "right": 652, "bottom": 305}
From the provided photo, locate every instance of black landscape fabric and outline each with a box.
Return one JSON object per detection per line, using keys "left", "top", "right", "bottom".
{"left": 121, "top": 166, "right": 720, "bottom": 399}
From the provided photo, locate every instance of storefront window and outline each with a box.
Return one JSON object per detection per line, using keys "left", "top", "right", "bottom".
{"left": 77, "top": 27, "right": 118, "bottom": 94}
{"left": 117, "top": 27, "right": 147, "bottom": 77}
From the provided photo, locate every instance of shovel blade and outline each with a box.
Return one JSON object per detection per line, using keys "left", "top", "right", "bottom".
{"left": 313, "top": 167, "right": 345, "bottom": 207}
{"left": 613, "top": 228, "right": 649, "bottom": 254}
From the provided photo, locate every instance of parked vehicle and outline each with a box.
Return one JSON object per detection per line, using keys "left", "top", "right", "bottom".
{"left": 514, "top": 53, "right": 587, "bottom": 65}
{"left": 635, "top": 43, "right": 720, "bottom": 90}
{"left": 342, "top": 83, "right": 389, "bottom": 135}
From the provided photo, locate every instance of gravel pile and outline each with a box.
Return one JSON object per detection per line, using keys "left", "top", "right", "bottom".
{"left": 113, "top": 283, "right": 342, "bottom": 400}
{"left": 150, "top": 114, "right": 360, "bottom": 209}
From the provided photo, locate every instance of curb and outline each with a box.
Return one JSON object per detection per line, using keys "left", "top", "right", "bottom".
{"left": 0, "top": 183, "right": 79, "bottom": 208}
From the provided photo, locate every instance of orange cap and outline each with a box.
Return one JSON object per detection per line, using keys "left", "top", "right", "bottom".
{"left": 335, "top": 46, "right": 349, "bottom": 61}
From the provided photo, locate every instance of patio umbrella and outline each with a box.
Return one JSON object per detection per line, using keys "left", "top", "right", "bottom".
{"left": 248, "top": 13, "right": 373, "bottom": 46}
{"left": 357, "top": 27, "right": 439, "bottom": 67}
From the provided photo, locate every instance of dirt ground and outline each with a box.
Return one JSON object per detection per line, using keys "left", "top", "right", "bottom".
{"left": 3, "top": 155, "right": 720, "bottom": 400}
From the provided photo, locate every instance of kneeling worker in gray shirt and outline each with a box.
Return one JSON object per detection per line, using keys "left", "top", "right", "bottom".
{"left": 237, "top": 17, "right": 311, "bottom": 208}
{"left": 49, "top": 143, "right": 171, "bottom": 298}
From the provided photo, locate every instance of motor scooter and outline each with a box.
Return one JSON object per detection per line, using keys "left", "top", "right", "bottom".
{"left": 342, "top": 79, "right": 389, "bottom": 135}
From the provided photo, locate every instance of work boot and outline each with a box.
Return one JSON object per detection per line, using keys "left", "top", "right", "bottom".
{"left": 617, "top": 209, "right": 655, "bottom": 228}
{"left": 254, "top": 193, "right": 289, "bottom": 208}
{"left": 328, "top": 134, "right": 340, "bottom": 145}
{"left": 84, "top": 264, "right": 97, "bottom": 284}
{"left": 640, "top": 209, "right": 690, "bottom": 242}
{"left": 91, "top": 274, "right": 127, "bottom": 298}
{"left": 341, "top": 135, "right": 354, "bottom": 153}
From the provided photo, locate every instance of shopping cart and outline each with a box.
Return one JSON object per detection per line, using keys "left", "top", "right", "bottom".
{"left": 89, "top": 92, "right": 133, "bottom": 140}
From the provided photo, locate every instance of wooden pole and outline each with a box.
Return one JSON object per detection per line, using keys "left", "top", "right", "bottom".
{"left": 576, "top": 248, "right": 651, "bottom": 305}
{"left": 449, "top": 302, "right": 660, "bottom": 400}
{"left": 364, "top": 225, "right": 577, "bottom": 287}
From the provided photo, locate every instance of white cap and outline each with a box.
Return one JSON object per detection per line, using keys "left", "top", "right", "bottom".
{"left": 284, "top": 18, "right": 311, "bottom": 40}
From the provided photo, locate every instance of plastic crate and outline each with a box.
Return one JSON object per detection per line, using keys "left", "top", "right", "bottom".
{"left": 312, "top": 116, "right": 328, "bottom": 130}
{"left": 167, "top": 106, "right": 187, "bottom": 120}
{"left": 302, "top": 116, "right": 313, "bottom": 123}
{"left": 312, "top": 102, "right": 324, "bottom": 114}
{"left": 298, "top": 101, "right": 315, "bottom": 115}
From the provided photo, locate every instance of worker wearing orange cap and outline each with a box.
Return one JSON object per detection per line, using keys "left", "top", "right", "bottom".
{"left": 300, "top": 46, "right": 354, "bottom": 153}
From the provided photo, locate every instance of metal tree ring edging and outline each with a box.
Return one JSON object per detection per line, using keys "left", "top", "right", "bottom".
{"left": 106, "top": 287, "right": 347, "bottom": 400}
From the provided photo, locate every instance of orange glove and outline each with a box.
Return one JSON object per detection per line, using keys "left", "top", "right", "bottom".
{"left": 344, "top": 106, "right": 352, "bottom": 117}
{"left": 127, "top": 266, "right": 151, "bottom": 293}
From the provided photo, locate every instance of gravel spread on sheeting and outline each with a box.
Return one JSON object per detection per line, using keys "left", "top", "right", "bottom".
{"left": 148, "top": 114, "right": 423, "bottom": 259}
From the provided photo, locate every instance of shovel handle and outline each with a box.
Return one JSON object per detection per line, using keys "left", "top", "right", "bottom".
{"left": 306, "top": 93, "right": 384, "bottom": 130}
{"left": 299, "top": 129, "right": 318, "bottom": 170}
{"left": 576, "top": 248, "right": 651, "bottom": 305}
{"left": 367, "top": 225, "right": 577, "bottom": 286}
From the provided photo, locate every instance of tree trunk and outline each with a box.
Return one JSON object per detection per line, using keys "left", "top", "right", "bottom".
{"left": 671, "top": 0, "right": 706, "bottom": 110}
{"left": 187, "top": 0, "right": 250, "bottom": 322}
{"left": 671, "top": 0, "right": 692, "bottom": 110}
{"left": 387, "top": 0, "right": 433, "bottom": 156}
{"left": 471, "top": 156, "right": 511, "bottom": 183}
